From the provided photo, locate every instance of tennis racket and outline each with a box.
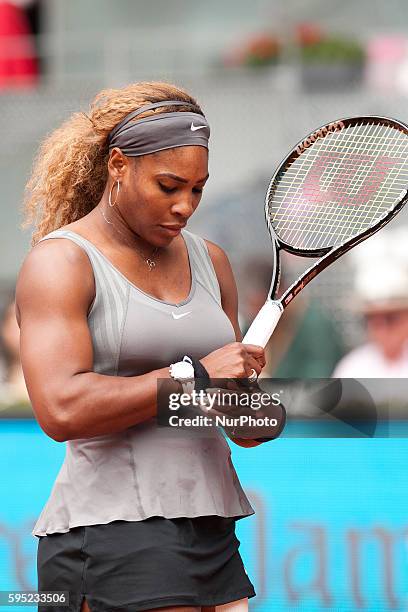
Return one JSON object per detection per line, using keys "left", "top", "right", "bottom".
{"left": 243, "top": 116, "right": 408, "bottom": 350}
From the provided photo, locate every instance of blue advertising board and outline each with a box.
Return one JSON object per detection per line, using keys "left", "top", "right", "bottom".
{"left": 0, "top": 420, "right": 407, "bottom": 611}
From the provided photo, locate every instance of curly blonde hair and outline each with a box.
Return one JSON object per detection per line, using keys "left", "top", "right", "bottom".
{"left": 22, "top": 82, "right": 203, "bottom": 246}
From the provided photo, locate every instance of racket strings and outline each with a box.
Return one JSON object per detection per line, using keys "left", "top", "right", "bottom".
{"left": 268, "top": 121, "right": 408, "bottom": 251}
{"left": 274, "top": 124, "right": 402, "bottom": 245}
{"left": 273, "top": 124, "right": 407, "bottom": 248}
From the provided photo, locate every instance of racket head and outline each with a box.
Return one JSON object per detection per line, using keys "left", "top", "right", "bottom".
{"left": 266, "top": 116, "right": 408, "bottom": 258}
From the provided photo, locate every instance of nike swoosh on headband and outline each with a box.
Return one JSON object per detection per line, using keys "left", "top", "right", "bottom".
{"left": 191, "top": 123, "right": 208, "bottom": 131}
{"left": 171, "top": 311, "right": 192, "bottom": 319}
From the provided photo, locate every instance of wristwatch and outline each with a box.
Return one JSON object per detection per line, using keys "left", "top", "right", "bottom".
{"left": 169, "top": 355, "right": 195, "bottom": 394}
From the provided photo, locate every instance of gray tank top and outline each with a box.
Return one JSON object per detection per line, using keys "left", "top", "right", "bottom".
{"left": 32, "top": 228, "right": 254, "bottom": 537}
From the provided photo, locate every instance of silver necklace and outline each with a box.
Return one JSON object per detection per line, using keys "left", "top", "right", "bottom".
{"left": 101, "top": 208, "right": 159, "bottom": 271}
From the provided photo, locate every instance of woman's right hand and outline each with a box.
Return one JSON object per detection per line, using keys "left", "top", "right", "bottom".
{"left": 200, "top": 342, "right": 265, "bottom": 380}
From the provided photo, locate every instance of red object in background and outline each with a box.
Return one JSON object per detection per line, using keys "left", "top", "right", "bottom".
{"left": 0, "top": 1, "right": 38, "bottom": 90}
{"left": 246, "top": 34, "right": 280, "bottom": 61}
{"left": 223, "top": 33, "right": 281, "bottom": 67}
{"left": 296, "top": 22, "right": 324, "bottom": 47}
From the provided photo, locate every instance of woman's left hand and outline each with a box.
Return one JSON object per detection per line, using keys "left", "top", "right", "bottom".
{"left": 198, "top": 383, "right": 286, "bottom": 441}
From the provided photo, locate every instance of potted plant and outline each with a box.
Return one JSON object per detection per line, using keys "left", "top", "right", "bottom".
{"left": 296, "top": 24, "right": 365, "bottom": 90}
{"left": 222, "top": 32, "right": 281, "bottom": 70}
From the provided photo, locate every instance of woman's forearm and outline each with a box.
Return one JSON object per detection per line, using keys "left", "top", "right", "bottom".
{"left": 50, "top": 367, "right": 177, "bottom": 441}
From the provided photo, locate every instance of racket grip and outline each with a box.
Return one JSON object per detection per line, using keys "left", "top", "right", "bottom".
{"left": 242, "top": 300, "right": 283, "bottom": 348}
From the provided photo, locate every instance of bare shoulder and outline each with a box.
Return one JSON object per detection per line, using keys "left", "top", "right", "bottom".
{"left": 204, "top": 238, "right": 241, "bottom": 339}
{"left": 204, "top": 239, "right": 234, "bottom": 277}
{"left": 16, "top": 237, "right": 95, "bottom": 325}
{"left": 204, "top": 238, "right": 229, "bottom": 261}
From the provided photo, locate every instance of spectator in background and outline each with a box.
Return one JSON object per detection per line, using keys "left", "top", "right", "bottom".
{"left": 242, "top": 256, "right": 345, "bottom": 377}
{"left": 333, "top": 228, "right": 408, "bottom": 378}
{"left": 0, "top": 292, "right": 30, "bottom": 406}
{"left": 0, "top": 0, "right": 39, "bottom": 90}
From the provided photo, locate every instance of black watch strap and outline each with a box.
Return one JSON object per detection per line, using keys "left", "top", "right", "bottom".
{"left": 190, "top": 357, "right": 211, "bottom": 391}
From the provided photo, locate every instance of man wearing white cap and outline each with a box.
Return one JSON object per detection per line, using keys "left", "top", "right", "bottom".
{"left": 333, "top": 227, "right": 408, "bottom": 378}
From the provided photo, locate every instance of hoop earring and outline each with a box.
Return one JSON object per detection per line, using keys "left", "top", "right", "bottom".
{"left": 108, "top": 180, "right": 121, "bottom": 207}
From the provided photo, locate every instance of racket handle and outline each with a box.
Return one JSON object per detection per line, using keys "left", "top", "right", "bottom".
{"left": 242, "top": 300, "right": 283, "bottom": 348}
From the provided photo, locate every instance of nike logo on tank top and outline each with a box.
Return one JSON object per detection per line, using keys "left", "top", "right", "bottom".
{"left": 32, "top": 228, "right": 254, "bottom": 537}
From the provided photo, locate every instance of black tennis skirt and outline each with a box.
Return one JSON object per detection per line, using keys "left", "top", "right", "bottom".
{"left": 37, "top": 515, "right": 256, "bottom": 612}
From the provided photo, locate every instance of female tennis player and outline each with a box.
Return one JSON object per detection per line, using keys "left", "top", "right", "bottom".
{"left": 16, "top": 82, "right": 272, "bottom": 612}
